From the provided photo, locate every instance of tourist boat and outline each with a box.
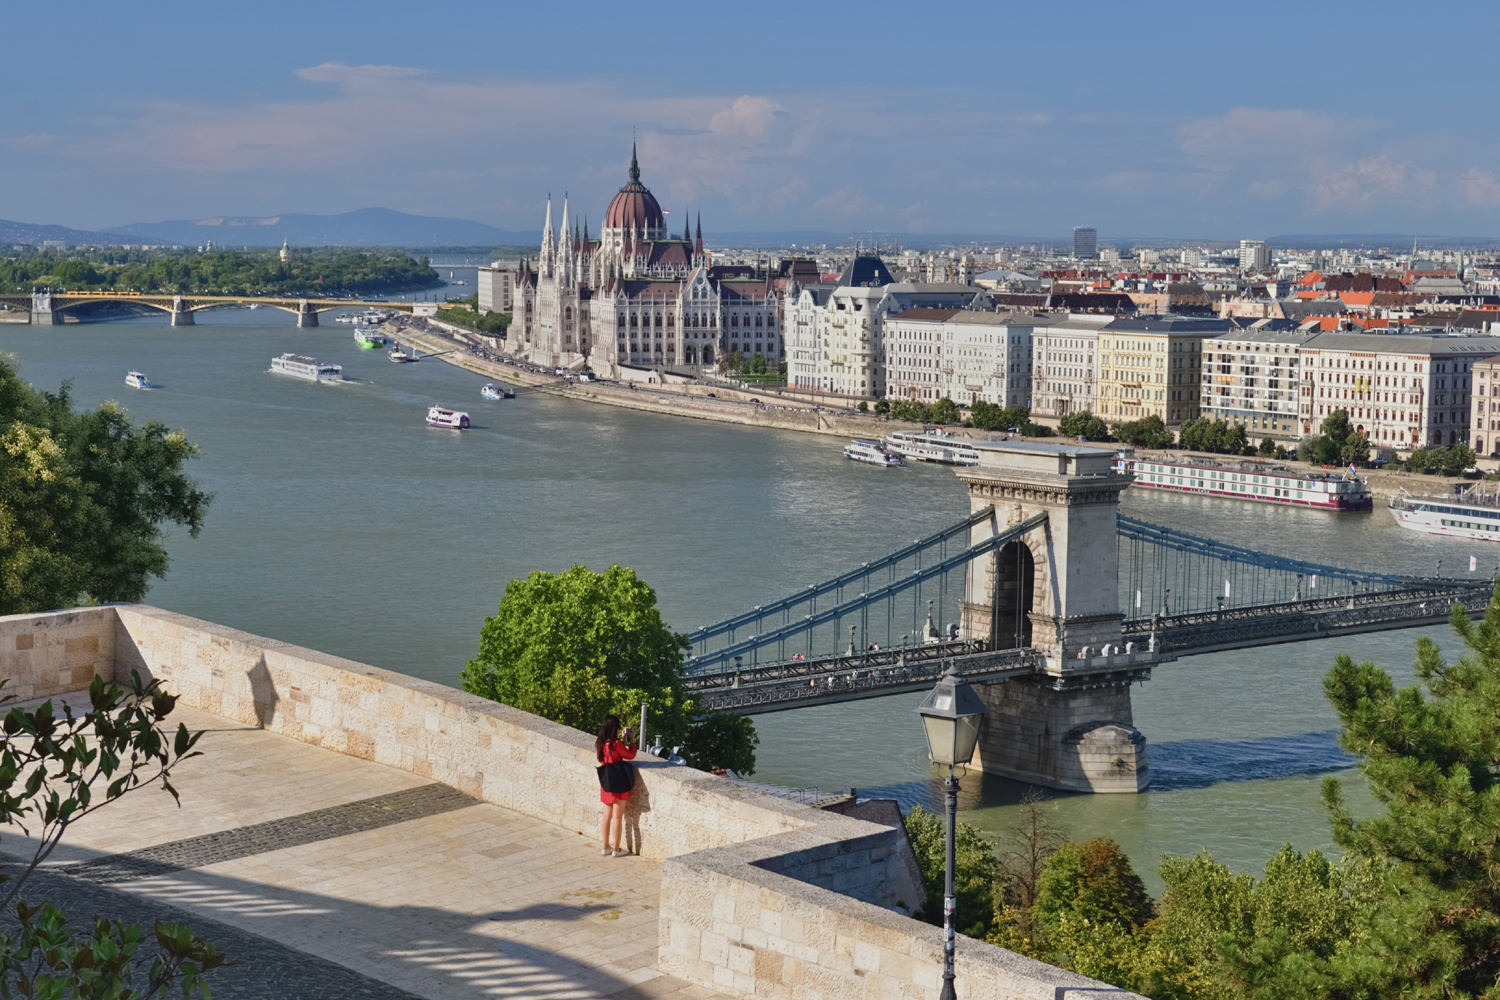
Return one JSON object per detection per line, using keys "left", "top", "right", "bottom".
{"left": 353, "top": 326, "right": 385, "bottom": 349}
{"left": 125, "top": 371, "right": 151, "bottom": 389}
{"left": 480, "top": 383, "right": 512, "bottom": 400}
{"left": 1117, "top": 455, "right": 1372, "bottom": 511}
{"left": 883, "top": 428, "right": 979, "bottom": 465}
{"left": 334, "top": 314, "right": 357, "bottom": 324}
{"left": 844, "top": 440, "right": 905, "bottom": 467}
{"left": 389, "top": 344, "right": 417, "bottom": 363}
{"left": 1389, "top": 487, "right": 1500, "bottom": 540}
{"left": 270, "top": 354, "right": 342, "bottom": 382}
{"left": 427, "top": 406, "right": 470, "bottom": 429}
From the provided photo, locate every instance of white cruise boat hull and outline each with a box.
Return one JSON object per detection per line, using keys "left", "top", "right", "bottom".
{"left": 1389, "top": 497, "right": 1500, "bottom": 540}
{"left": 271, "top": 354, "right": 342, "bottom": 382}
{"left": 1122, "top": 457, "right": 1373, "bottom": 511}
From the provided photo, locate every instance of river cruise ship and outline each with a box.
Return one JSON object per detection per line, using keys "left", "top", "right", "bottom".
{"left": 270, "top": 354, "right": 342, "bottom": 382}
{"left": 353, "top": 326, "right": 385, "bottom": 349}
{"left": 1119, "top": 455, "right": 1373, "bottom": 511}
{"left": 427, "top": 406, "right": 470, "bottom": 429}
{"left": 1389, "top": 489, "right": 1500, "bottom": 540}
{"left": 844, "top": 440, "right": 904, "bottom": 467}
{"left": 883, "top": 428, "right": 979, "bottom": 465}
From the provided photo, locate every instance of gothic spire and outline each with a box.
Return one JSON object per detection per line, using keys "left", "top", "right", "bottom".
{"left": 629, "top": 142, "right": 640, "bottom": 183}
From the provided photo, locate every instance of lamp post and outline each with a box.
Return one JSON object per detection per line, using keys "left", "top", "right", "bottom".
{"left": 915, "top": 669, "right": 987, "bottom": 1000}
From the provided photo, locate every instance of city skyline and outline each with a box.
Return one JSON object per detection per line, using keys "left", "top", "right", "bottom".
{"left": 4, "top": 0, "right": 1498, "bottom": 238}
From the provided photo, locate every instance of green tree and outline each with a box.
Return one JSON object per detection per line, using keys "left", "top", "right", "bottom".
{"left": 931, "top": 397, "right": 960, "bottom": 425}
{"left": 0, "top": 359, "right": 211, "bottom": 614}
{"left": 856, "top": 401, "right": 868, "bottom": 413}
{"left": 1222, "top": 424, "right": 1249, "bottom": 456}
{"left": 1446, "top": 441, "right": 1477, "bottom": 473}
{"left": 679, "top": 711, "right": 758, "bottom": 775}
{"left": 1059, "top": 411, "right": 1109, "bottom": 441}
{"left": 1320, "top": 409, "right": 1353, "bottom": 445}
{"left": 1114, "top": 414, "right": 1173, "bottom": 449}
{"left": 0, "top": 674, "right": 230, "bottom": 997}
{"left": 1257, "top": 437, "right": 1276, "bottom": 457}
{"left": 968, "top": 400, "right": 1003, "bottom": 431}
{"left": 1319, "top": 589, "right": 1500, "bottom": 996}
{"left": 461, "top": 564, "right": 758, "bottom": 772}
{"left": 904, "top": 805, "right": 1002, "bottom": 938}
{"left": 873, "top": 399, "right": 891, "bottom": 417}
{"left": 1033, "top": 838, "right": 1152, "bottom": 935}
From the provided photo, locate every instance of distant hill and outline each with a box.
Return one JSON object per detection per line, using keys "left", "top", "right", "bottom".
{"left": 106, "top": 208, "right": 534, "bottom": 248}
{"left": 0, "top": 218, "right": 132, "bottom": 246}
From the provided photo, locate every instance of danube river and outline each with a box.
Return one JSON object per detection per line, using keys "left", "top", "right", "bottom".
{"left": 5, "top": 310, "right": 1477, "bottom": 891}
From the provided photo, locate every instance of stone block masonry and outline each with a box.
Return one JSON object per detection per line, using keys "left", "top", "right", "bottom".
{"left": 0, "top": 604, "right": 1141, "bottom": 999}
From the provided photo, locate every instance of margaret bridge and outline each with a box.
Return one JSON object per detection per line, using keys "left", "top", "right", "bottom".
{"left": 679, "top": 441, "right": 1493, "bottom": 794}
{"left": 0, "top": 291, "right": 413, "bottom": 327}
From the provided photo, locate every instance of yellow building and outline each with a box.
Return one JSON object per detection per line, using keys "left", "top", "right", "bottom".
{"left": 1096, "top": 317, "right": 1228, "bottom": 427}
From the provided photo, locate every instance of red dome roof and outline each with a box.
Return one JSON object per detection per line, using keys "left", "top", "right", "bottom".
{"left": 605, "top": 146, "right": 665, "bottom": 232}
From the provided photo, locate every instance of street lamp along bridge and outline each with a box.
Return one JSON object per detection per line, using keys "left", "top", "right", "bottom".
{"left": 684, "top": 441, "right": 1492, "bottom": 794}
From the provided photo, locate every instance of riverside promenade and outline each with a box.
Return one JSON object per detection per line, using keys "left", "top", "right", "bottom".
{"left": 0, "top": 604, "right": 1135, "bottom": 999}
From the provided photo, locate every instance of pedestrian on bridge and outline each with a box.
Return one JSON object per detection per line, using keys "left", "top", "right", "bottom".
{"left": 595, "top": 715, "right": 638, "bottom": 857}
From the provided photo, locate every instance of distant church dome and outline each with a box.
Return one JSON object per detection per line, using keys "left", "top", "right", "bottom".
{"left": 279, "top": 239, "right": 290, "bottom": 262}
{"left": 604, "top": 144, "right": 665, "bottom": 233}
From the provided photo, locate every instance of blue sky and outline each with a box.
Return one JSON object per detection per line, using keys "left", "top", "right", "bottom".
{"left": 5, "top": 0, "right": 1499, "bottom": 240}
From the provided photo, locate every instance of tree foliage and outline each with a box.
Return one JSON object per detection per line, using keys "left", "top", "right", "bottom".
{"left": 0, "top": 248, "right": 440, "bottom": 297}
{"left": 461, "top": 563, "right": 759, "bottom": 774}
{"left": 1404, "top": 443, "right": 1476, "bottom": 475}
{"left": 1059, "top": 411, "right": 1110, "bottom": 441}
{"left": 1114, "top": 414, "right": 1174, "bottom": 450}
{"left": 0, "top": 357, "right": 211, "bottom": 614}
{"left": 904, "top": 805, "right": 1003, "bottom": 937}
{"left": 1303, "top": 409, "right": 1373, "bottom": 467}
{"left": 1176, "top": 418, "right": 1248, "bottom": 455}
{"left": 0, "top": 674, "right": 230, "bottom": 997}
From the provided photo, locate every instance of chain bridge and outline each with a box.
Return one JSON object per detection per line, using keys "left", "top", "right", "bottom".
{"left": 681, "top": 441, "right": 1493, "bottom": 794}
{"left": 0, "top": 291, "right": 413, "bottom": 328}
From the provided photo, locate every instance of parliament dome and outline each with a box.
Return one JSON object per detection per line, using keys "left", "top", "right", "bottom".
{"left": 604, "top": 145, "right": 665, "bottom": 233}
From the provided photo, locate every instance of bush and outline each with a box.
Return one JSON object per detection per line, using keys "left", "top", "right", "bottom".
{"left": 905, "top": 805, "right": 1003, "bottom": 936}
{"left": 678, "top": 711, "right": 759, "bottom": 775}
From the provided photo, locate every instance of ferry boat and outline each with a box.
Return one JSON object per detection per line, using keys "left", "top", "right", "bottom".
{"left": 844, "top": 439, "right": 904, "bottom": 467}
{"left": 270, "top": 354, "right": 342, "bottom": 382}
{"left": 1119, "top": 455, "right": 1372, "bottom": 511}
{"left": 353, "top": 326, "right": 385, "bottom": 349}
{"left": 125, "top": 371, "right": 151, "bottom": 389}
{"left": 389, "top": 344, "right": 417, "bottom": 363}
{"left": 480, "top": 383, "right": 513, "bottom": 400}
{"left": 427, "top": 406, "right": 470, "bottom": 429}
{"left": 883, "top": 428, "right": 979, "bottom": 465}
{"left": 1389, "top": 488, "right": 1500, "bottom": 540}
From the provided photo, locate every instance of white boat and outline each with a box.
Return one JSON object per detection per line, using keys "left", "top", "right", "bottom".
{"left": 271, "top": 354, "right": 342, "bottom": 382}
{"left": 389, "top": 344, "right": 417, "bottom": 363}
{"left": 334, "top": 314, "right": 357, "bottom": 324}
{"left": 427, "top": 406, "right": 470, "bottom": 429}
{"left": 1389, "top": 487, "right": 1500, "bottom": 540}
{"left": 1118, "top": 454, "right": 1373, "bottom": 511}
{"left": 353, "top": 326, "right": 385, "bottom": 349}
{"left": 247, "top": 303, "right": 261, "bottom": 310}
{"left": 884, "top": 428, "right": 979, "bottom": 465}
{"left": 480, "top": 383, "right": 511, "bottom": 400}
{"left": 844, "top": 439, "right": 904, "bottom": 466}
{"left": 125, "top": 371, "right": 151, "bottom": 389}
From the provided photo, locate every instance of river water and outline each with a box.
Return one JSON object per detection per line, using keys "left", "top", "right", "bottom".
{"left": 4, "top": 310, "right": 1480, "bottom": 892}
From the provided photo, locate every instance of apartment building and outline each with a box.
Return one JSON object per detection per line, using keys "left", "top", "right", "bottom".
{"left": 1473, "top": 356, "right": 1500, "bottom": 456}
{"left": 785, "top": 284, "right": 835, "bottom": 391}
{"left": 884, "top": 310, "right": 1033, "bottom": 405}
{"left": 1299, "top": 333, "right": 1500, "bottom": 449}
{"left": 1200, "top": 328, "right": 1320, "bottom": 442}
{"left": 1098, "top": 317, "right": 1228, "bottom": 428}
{"left": 1030, "top": 314, "right": 1113, "bottom": 417}
{"left": 476, "top": 261, "right": 519, "bottom": 314}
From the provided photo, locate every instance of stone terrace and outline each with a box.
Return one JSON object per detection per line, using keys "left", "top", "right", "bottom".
{"left": 0, "top": 605, "right": 1136, "bottom": 1000}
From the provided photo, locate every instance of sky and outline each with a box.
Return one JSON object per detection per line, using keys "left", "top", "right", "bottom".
{"left": 4, "top": 0, "right": 1499, "bottom": 241}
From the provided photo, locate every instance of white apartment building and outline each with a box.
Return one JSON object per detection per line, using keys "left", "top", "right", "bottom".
{"left": 884, "top": 309, "right": 1034, "bottom": 406}
{"left": 1030, "top": 314, "right": 1114, "bottom": 417}
{"left": 477, "top": 261, "right": 518, "bottom": 314}
{"left": 1201, "top": 328, "right": 1320, "bottom": 442}
{"left": 1238, "top": 240, "right": 1271, "bottom": 272}
{"left": 786, "top": 285, "right": 835, "bottom": 391}
{"left": 1299, "top": 333, "right": 1500, "bottom": 449}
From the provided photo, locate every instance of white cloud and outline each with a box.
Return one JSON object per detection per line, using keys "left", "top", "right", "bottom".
{"left": 1462, "top": 167, "right": 1500, "bottom": 207}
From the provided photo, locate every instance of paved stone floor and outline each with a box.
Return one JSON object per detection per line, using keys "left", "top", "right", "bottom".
{"left": 2, "top": 697, "right": 733, "bottom": 1000}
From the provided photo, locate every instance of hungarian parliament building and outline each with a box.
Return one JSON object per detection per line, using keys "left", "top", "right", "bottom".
{"left": 512, "top": 146, "right": 785, "bottom": 378}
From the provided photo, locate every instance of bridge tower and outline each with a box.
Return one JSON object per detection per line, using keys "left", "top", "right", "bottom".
{"left": 29, "top": 292, "right": 57, "bottom": 326}
{"left": 296, "top": 300, "right": 319, "bottom": 328}
{"left": 956, "top": 442, "right": 1153, "bottom": 793}
{"left": 170, "top": 296, "right": 195, "bottom": 326}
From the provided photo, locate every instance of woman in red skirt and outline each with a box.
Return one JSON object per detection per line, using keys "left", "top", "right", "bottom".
{"left": 596, "top": 715, "right": 638, "bottom": 857}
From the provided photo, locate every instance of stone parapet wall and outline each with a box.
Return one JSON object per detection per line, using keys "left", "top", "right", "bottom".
{"left": 0, "top": 604, "right": 1140, "bottom": 999}
{"left": 0, "top": 607, "right": 117, "bottom": 702}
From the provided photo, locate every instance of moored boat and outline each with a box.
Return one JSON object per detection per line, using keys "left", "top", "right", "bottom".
{"left": 427, "top": 406, "right": 470, "bottom": 429}
{"left": 1117, "top": 454, "right": 1372, "bottom": 511}
{"left": 270, "top": 354, "right": 342, "bottom": 382}
{"left": 354, "top": 326, "right": 385, "bottom": 349}
{"left": 125, "top": 371, "right": 151, "bottom": 389}
{"left": 844, "top": 439, "right": 904, "bottom": 467}
{"left": 1389, "top": 487, "right": 1500, "bottom": 540}
{"left": 480, "top": 383, "right": 510, "bottom": 400}
{"left": 389, "top": 344, "right": 417, "bottom": 363}
{"left": 884, "top": 428, "right": 979, "bottom": 465}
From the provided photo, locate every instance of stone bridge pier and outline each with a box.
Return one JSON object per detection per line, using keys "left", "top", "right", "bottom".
{"left": 29, "top": 292, "right": 57, "bottom": 325}
{"left": 956, "top": 442, "right": 1153, "bottom": 793}
{"left": 170, "top": 296, "right": 195, "bottom": 326}
{"left": 296, "top": 300, "right": 319, "bottom": 328}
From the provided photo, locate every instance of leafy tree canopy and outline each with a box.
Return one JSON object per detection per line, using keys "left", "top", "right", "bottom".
{"left": 1114, "top": 414, "right": 1174, "bottom": 450}
{"left": 0, "top": 357, "right": 211, "bottom": 614}
{"left": 904, "top": 805, "right": 1003, "bottom": 937}
{"left": 1059, "top": 411, "right": 1110, "bottom": 441}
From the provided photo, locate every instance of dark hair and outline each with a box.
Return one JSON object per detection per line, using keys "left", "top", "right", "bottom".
{"left": 595, "top": 715, "right": 621, "bottom": 762}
